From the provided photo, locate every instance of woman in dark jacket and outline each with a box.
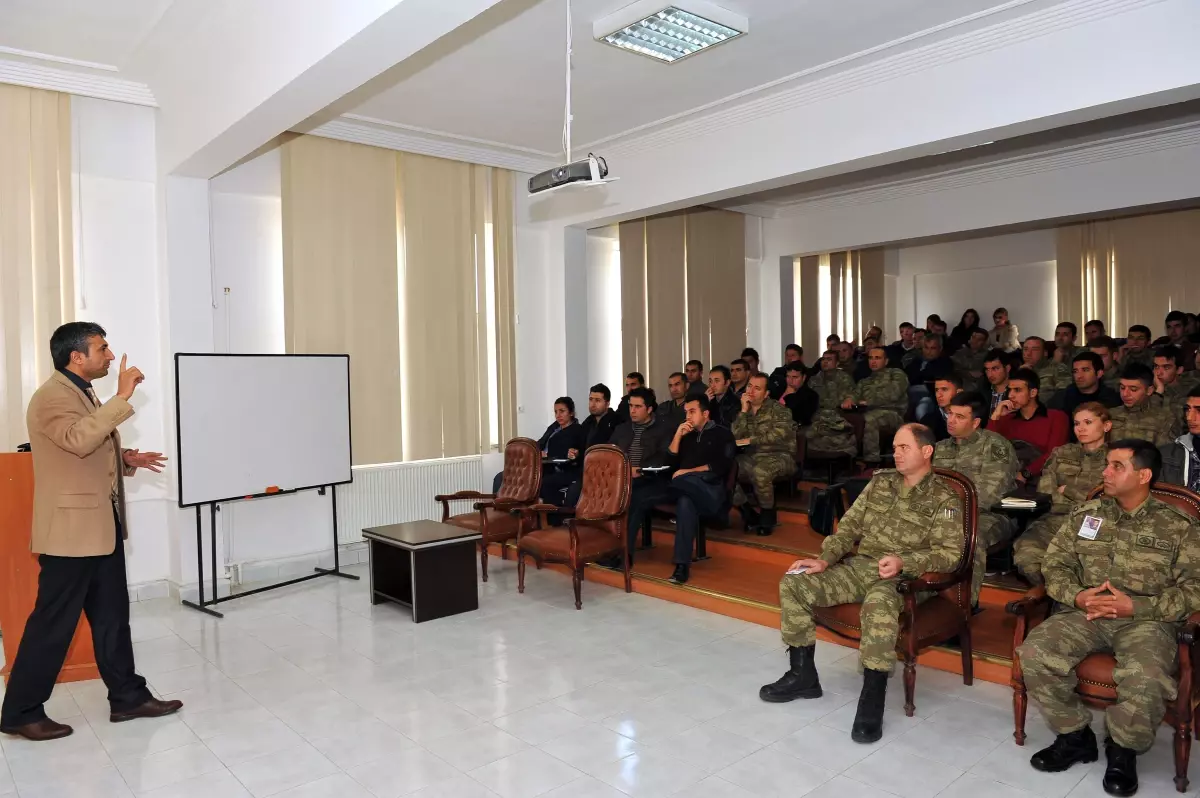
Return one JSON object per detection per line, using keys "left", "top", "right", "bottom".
{"left": 538, "top": 397, "right": 586, "bottom": 504}
{"left": 950, "top": 308, "right": 981, "bottom": 349}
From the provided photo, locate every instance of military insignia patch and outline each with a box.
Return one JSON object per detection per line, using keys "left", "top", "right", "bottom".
{"left": 1156, "top": 540, "right": 1173, "bottom": 551}
{"left": 944, "top": 507, "right": 958, "bottom": 520}
{"left": 1137, "top": 535, "right": 1155, "bottom": 547}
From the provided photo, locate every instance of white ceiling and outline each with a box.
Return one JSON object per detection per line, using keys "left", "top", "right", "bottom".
{"left": 0, "top": 0, "right": 174, "bottom": 68}
{"left": 344, "top": 0, "right": 1039, "bottom": 156}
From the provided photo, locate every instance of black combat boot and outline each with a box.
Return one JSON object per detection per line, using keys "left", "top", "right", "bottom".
{"left": 850, "top": 668, "right": 888, "bottom": 743}
{"left": 737, "top": 504, "right": 760, "bottom": 532}
{"left": 759, "top": 645, "right": 822, "bottom": 702}
{"left": 1030, "top": 725, "right": 1098, "bottom": 772}
{"left": 756, "top": 507, "right": 778, "bottom": 536}
{"left": 1102, "top": 737, "right": 1138, "bottom": 796}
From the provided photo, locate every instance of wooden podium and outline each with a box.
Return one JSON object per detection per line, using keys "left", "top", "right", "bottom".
{"left": 0, "top": 453, "right": 99, "bottom": 684}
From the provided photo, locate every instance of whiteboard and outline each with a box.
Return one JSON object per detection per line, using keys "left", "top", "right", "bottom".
{"left": 175, "top": 354, "right": 352, "bottom": 507}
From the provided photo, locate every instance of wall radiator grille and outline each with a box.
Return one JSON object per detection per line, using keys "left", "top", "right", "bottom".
{"left": 335, "top": 456, "right": 485, "bottom": 545}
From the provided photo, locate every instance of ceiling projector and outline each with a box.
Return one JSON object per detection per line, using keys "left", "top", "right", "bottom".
{"left": 528, "top": 153, "right": 616, "bottom": 195}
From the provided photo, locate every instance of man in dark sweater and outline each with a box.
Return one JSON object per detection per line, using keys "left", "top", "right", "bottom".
{"left": 665, "top": 395, "right": 737, "bottom": 585}
{"left": 768, "top": 344, "right": 805, "bottom": 399}
{"left": 615, "top": 372, "right": 645, "bottom": 423}
{"left": 1161, "top": 388, "right": 1200, "bottom": 491}
{"left": 705, "top": 365, "right": 741, "bottom": 428}
{"left": 1053, "top": 352, "right": 1121, "bottom": 441}
{"left": 779, "top": 362, "right": 818, "bottom": 426}
{"left": 658, "top": 372, "right": 689, "bottom": 430}
{"left": 571, "top": 383, "right": 621, "bottom": 460}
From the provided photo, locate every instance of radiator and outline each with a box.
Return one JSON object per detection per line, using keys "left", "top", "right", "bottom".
{"left": 334, "top": 456, "right": 486, "bottom": 544}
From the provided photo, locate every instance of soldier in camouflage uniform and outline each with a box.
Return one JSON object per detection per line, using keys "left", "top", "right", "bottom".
{"left": 760, "top": 424, "right": 964, "bottom": 744}
{"left": 1110, "top": 363, "right": 1175, "bottom": 447}
{"left": 1053, "top": 322, "right": 1084, "bottom": 367}
{"left": 901, "top": 329, "right": 926, "bottom": 371}
{"left": 805, "top": 350, "right": 857, "bottom": 457}
{"left": 933, "top": 391, "right": 1019, "bottom": 602}
{"left": 1023, "top": 337, "right": 1072, "bottom": 408}
{"left": 1116, "top": 325, "right": 1155, "bottom": 370}
{"left": 1151, "top": 346, "right": 1200, "bottom": 438}
{"left": 731, "top": 373, "right": 796, "bottom": 535}
{"left": 1013, "top": 402, "right": 1110, "bottom": 584}
{"left": 1020, "top": 439, "right": 1200, "bottom": 796}
{"left": 844, "top": 347, "right": 909, "bottom": 464}
{"left": 952, "top": 329, "right": 991, "bottom": 392}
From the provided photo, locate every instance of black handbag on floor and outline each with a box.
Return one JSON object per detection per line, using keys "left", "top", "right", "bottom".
{"left": 807, "top": 484, "right": 845, "bottom": 537}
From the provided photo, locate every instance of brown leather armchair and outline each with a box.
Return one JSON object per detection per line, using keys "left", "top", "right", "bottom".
{"left": 1007, "top": 484, "right": 1200, "bottom": 792}
{"left": 514, "top": 445, "right": 632, "bottom": 610}
{"left": 813, "top": 467, "right": 979, "bottom": 716}
{"left": 434, "top": 437, "right": 542, "bottom": 582}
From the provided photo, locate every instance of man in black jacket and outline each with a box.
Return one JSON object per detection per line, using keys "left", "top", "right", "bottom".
{"left": 768, "top": 344, "right": 804, "bottom": 399}
{"left": 1160, "top": 388, "right": 1200, "bottom": 491}
{"left": 659, "top": 372, "right": 689, "bottom": 429}
{"left": 665, "top": 395, "right": 737, "bottom": 585}
{"left": 917, "top": 373, "right": 962, "bottom": 442}
{"left": 615, "top": 373, "right": 645, "bottom": 423}
{"left": 779, "top": 362, "right": 818, "bottom": 426}
{"left": 706, "top": 365, "right": 741, "bottom": 428}
{"left": 1053, "top": 352, "right": 1121, "bottom": 440}
{"left": 906, "top": 334, "right": 954, "bottom": 420}
{"left": 571, "top": 384, "right": 621, "bottom": 461}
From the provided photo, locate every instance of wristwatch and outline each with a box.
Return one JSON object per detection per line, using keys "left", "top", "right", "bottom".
{"left": 1020, "top": 468, "right": 1033, "bottom": 482}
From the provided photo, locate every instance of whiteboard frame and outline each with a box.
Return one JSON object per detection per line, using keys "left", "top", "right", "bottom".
{"left": 173, "top": 353, "right": 354, "bottom": 508}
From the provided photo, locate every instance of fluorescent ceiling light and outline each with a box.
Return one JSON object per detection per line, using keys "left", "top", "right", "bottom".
{"left": 594, "top": 0, "right": 747, "bottom": 63}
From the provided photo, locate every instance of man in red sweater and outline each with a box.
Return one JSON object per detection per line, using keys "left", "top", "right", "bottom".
{"left": 989, "top": 367, "right": 1069, "bottom": 483}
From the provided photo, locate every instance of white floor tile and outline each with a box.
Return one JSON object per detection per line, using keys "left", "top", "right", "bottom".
{"left": 968, "top": 742, "right": 1092, "bottom": 798}
{"left": 306, "top": 719, "right": 418, "bottom": 770}
{"left": 422, "top": 725, "right": 529, "bottom": 772}
{"left": 768, "top": 722, "right": 878, "bottom": 773}
{"left": 582, "top": 748, "right": 710, "bottom": 798}
{"left": 887, "top": 716, "right": 1003, "bottom": 769}
{"left": 92, "top": 715, "right": 201, "bottom": 760}
{"left": 539, "top": 724, "right": 641, "bottom": 774}
{"left": 203, "top": 718, "right": 306, "bottom": 765}
{"left": 491, "top": 705, "right": 590, "bottom": 746}
{"left": 716, "top": 747, "right": 836, "bottom": 797}
{"left": 468, "top": 748, "right": 583, "bottom": 798}
{"left": 10, "top": 765, "right": 133, "bottom": 798}
{"left": 178, "top": 703, "right": 276, "bottom": 740}
{"left": 270, "top": 773, "right": 375, "bottom": 798}
{"left": 114, "top": 742, "right": 225, "bottom": 793}
{"left": 136, "top": 769, "right": 254, "bottom": 798}
{"left": 939, "top": 773, "right": 1041, "bottom": 798}
{"left": 679, "top": 775, "right": 759, "bottom": 798}
{"left": 227, "top": 743, "right": 340, "bottom": 798}
{"left": 641, "top": 723, "right": 762, "bottom": 773}
{"left": 708, "top": 692, "right": 853, "bottom": 745}
{"left": 537, "top": 775, "right": 627, "bottom": 798}
{"left": 845, "top": 744, "right": 964, "bottom": 798}
{"left": 599, "top": 704, "right": 698, "bottom": 745}
{"left": 347, "top": 748, "right": 464, "bottom": 797}
{"left": 408, "top": 774, "right": 502, "bottom": 798}
{"left": 803, "top": 775, "right": 901, "bottom": 798}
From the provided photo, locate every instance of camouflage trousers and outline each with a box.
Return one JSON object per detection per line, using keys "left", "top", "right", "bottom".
{"left": 1018, "top": 612, "right": 1178, "bottom": 753}
{"left": 804, "top": 411, "right": 857, "bottom": 457}
{"left": 970, "top": 512, "right": 1016, "bottom": 603}
{"left": 861, "top": 409, "right": 904, "bottom": 463}
{"left": 779, "top": 556, "right": 904, "bottom": 673}
{"left": 732, "top": 453, "right": 795, "bottom": 510}
{"left": 1012, "top": 513, "right": 1066, "bottom": 585}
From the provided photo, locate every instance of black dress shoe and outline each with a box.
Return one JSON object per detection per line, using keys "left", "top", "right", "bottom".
{"left": 0, "top": 718, "right": 73, "bottom": 741}
{"left": 759, "top": 645, "right": 822, "bottom": 702}
{"left": 850, "top": 668, "right": 888, "bottom": 743}
{"left": 668, "top": 564, "right": 690, "bottom": 584}
{"left": 1030, "top": 726, "right": 1098, "bottom": 772}
{"left": 737, "top": 505, "right": 760, "bottom": 532}
{"left": 110, "top": 698, "right": 183, "bottom": 723}
{"left": 1103, "top": 737, "right": 1138, "bottom": 796}
{"left": 756, "top": 508, "right": 778, "bottom": 536}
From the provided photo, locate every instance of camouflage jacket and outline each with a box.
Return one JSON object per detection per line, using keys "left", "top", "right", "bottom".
{"left": 1036, "top": 443, "right": 1107, "bottom": 516}
{"left": 952, "top": 348, "right": 988, "bottom": 388}
{"left": 1031, "top": 358, "right": 1072, "bottom": 404}
{"left": 852, "top": 368, "right": 909, "bottom": 414}
{"left": 731, "top": 399, "right": 796, "bottom": 457}
{"left": 1151, "top": 375, "right": 1200, "bottom": 437}
{"left": 1109, "top": 401, "right": 1174, "bottom": 447}
{"left": 1055, "top": 344, "right": 1084, "bottom": 365}
{"left": 933, "top": 429, "right": 1018, "bottom": 508}
{"left": 819, "top": 469, "right": 964, "bottom": 577}
{"left": 809, "top": 369, "right": 855, "bottom": 412}
{"left": 1120, "top": 349, "right": 1155, "bottom": 368}
{"left": 1043, "top": 495, "right": 1200, "bottom": 622}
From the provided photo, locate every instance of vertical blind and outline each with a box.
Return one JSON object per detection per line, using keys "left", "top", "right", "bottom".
{"left": 792, "top": 247, "right": 884, "bottom": 354}
{"left": 281, "top": 136, "right": 516, "bottom": 466}
{"left": 0, "top": 85, "right": 74, "bottom": 450}
{"left": 618, "top": 208, "right": 746, "bottom": 391}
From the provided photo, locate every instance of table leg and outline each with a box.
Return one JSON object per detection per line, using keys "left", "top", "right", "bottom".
{"left": 411, "top": 541, "right": 479, "bottom": 623}
{"left": 370, "top": 540, "right": 415, "bottom": 612}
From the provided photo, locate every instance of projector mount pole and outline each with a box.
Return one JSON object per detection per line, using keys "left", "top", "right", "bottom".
{"left": 562, "top": 0, "right": 572, "bottom": 163}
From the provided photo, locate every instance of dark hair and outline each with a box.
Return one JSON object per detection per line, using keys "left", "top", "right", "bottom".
{"left": 1119, "top": 362, "right": 1154, "bottom": 387}
{"left": 1010, "top": 367, "right": 1041, "bottom": 392}
{"left": 1128, "top": 324, "right": 1152, "bottom": 338}
{"left": 741, "top": 347, "right": 760, "bottom": 361}
{"left": 50, "top": 321, "right": 107, "bottom": 371}
{"left": 785, "top": 343, "right": 802, "bottom": 356}
{"left": 1056, "top": 321, "right": 1078, "bottom": 337}
{"left": 993, "top": 307, "right": 1008, "bottom": 316}
{"left": 711, "top": 365, "right": 731, "bottom": 381}
{"left": 867, "top": 345, "right": 887, "bottom": 359}
{"left": 1154, "top": 345, "right": 1185, "bottom": 368}
{"left": 626, "top": 371, "right": 645, "bottom": 386}
{"left": 1090, "top": 336, "right": 1117, "bottom": 352}
{"left": 628, "top": 386, "right": 657, "bottom": 412}
{"left": 958, "top": 309, "right": 980, "bottom": 327}
{"left": 1165, "top": 310, "right": 1187, "bottom": 325}
{"left": 899, "top": 322, "right": 915, "bottom": 331}
{"left": 924, "top": 333, "right": 943, "bottom": 349}
{"left": 949, "top": 390, "right": 989, "bottom": 422}
{"left": 1085, "top": 319, "right": 1105, "bottom": 331}
{"left": 969, "top": 327, "right": 989, "bottom": 340}
{"left": 667, "top": 371, "right": 685, "bottom": 382}
{"left": 749, "top": 371, "right": 770, "bottom": 386}
{"left": 1024, "top": 335, "right": 1046, "bottom": 347}
{"left": 684, "top": 394, "right": 712, "bottom": 415}
{"left": 826, "top": 334, "right": 841, "bottom": 344}
{"left": 730, "top": 358, "right": 749, "bottom": 370}
{"left": 1190, "top": 385, "right": 1200, "bottom": 400}
{"left": 589, "top": 383, "right": 611, "bottom": 402}
{"left": 685, "top": 359, "right": 704, "bottom": 372}
{"left": 926, "top": 314, "right": 943, "bottom": 324}
{"left": 903, "top": 422, "right": 937, "bottom": 450}
{"left": 983, "top": 348, "right": 1008, "bottom": 367}
{"left": 1072, "top": 351, "right": 1105, "bottom": 373}
{"left": 1108, "top": 438, "right": 1163, "bottom": 486}
{"left": 785, "top": 362, "right": 807, "bottom": 374}
{"left": 554, "top": 396, "right": 576, "bottom": 417}
{"left": 935, "top": 372, "right": 964, "bottom": 389}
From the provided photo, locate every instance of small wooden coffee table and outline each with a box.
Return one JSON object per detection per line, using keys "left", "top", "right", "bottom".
{"left": 361, "top": 520, "right": 480, "bottom": 623}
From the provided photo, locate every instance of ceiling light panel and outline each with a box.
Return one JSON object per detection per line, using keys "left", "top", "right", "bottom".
{"left": 594, "top": 0, "right": 747, "bottom": 63}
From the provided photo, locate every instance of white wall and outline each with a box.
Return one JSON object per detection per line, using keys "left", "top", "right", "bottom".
{"left": 584, "top": 228, "right": 622, "bottom": 397}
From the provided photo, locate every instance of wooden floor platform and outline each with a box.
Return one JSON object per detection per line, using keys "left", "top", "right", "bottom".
{"left": 493, "top": 500, "right": 1030, "bottom": 688}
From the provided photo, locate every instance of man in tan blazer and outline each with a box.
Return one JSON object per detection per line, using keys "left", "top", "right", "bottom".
{"left": 1, "top": 322, "right": 182, "bottom": 742}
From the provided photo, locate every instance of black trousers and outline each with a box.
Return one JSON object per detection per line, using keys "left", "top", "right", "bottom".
{"left": 0, "top": 508, "right": 151, "bottom": 728}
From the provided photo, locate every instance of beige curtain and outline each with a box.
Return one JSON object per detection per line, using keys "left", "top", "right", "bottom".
{"left": 792, "top": 247, "right": 884, "bottom": 357}
{"left": 1057, "top": 209, "right": 1200, "bottom": 334}
{"left": 855, "top": 248, "right": 885, "bottom": 336}
{"left": 795, "top": 255, "right": 821, "bottom": 356}
{"left": 619, "top": 219, "right": 647, "bottom": 377}
{"left": 646, "top": 213, "right": 686, "bottom": 390}
{"left": 282, "top": 136, "right": 516, "bottom": 464}
{"left": 0, "top": 85, "right": 74, "bottom": 451}
{"left": 686, "top": 208, "right": 746, "bottom": 369}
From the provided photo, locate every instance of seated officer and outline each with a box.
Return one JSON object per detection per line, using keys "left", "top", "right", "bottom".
{"left": 1091, "top": 337, "right": 1123, "bottom": 391}
{"left": 760, "top": 424, "right": 964, "bottom": 743}
{"left": 732, "top": 373, "right": 797, "bottom": 536}
{"left": 768, "top": 344, "right": 804, "bottom": 398}
{"left": 664, "top": 395, "right": 737, "bottom": 585}
{"left": 902, "top": 328, "right": 927, "bottom": 370}
{"left": 1152, "top": 310, "right": 1198, "bottom": 371}
{"left": 806, "top": 350, "right": 857, "bottom": 457}
{"left": 1052, "top": 322, "right": 1083, "bottom": 365}
{"left": 1160, "top": 387, "right": 1200, "bottom": 492}
{"left": 989, "top": 368, "right": 1070, "bottom": 481}
{"left": 886, "top": 322, "right": 918, "bottom": 368}
{"left": 1085, "top": 319, "right": 1106, "bottom": 345}
{"left": 729, "top": 358, "right": 751, "bottom": 397}
{"left": 1020, "top": 440, "right": 1200, "bottom": 797}
{"left": 844, "top": 346, "right": 908, "bottom": 466}
{"left": 917, "top": 373, "right": 963, "bottom": 441}
{"left": 570, "top": 383, "right": 620, "bottom": 463}
{"left": 779, "top": 362, "right": 819, "bottom": 426}
{"left": 1012, "top": 402, "right": 1110, "bottom": 584}
{"left": 705, "top": 365, "right": 741, "bottom": 427}
{"left": 1152, "top": 345, "right": 1199, "bottom": 437}
{"left": 1110, "top": 363, "right": 1174, "bottom": 447}
{"left": 1023, "top": 336, "right": 1071, "bottom": 408}
{"left": 934, "top": 391, "right": 1019, "bottom": 601}
{"left": 1117, "top": 325, "right": 1154, "bottom": 368}
{"left": 952, "top": 327, "right": 991, "bottom": 391}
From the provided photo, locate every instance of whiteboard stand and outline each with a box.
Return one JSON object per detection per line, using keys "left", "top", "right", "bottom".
{"left": 180, "top": 485, "right": 359, "bottom": 618}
